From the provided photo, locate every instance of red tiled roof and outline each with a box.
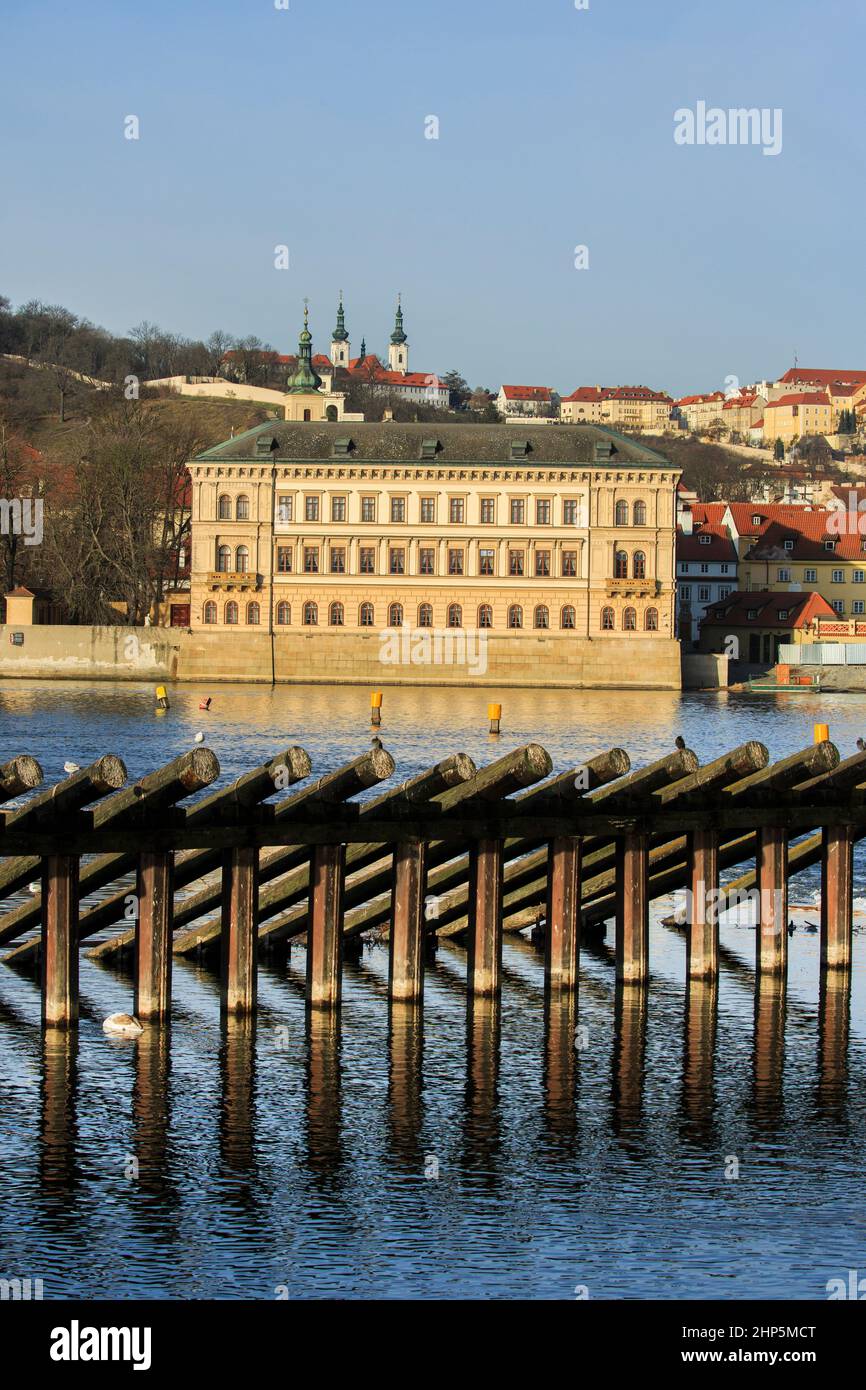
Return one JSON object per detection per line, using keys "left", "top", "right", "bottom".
{"left": 766, "top": 392, "right": 831, "bottom": 409}
{"left": 675, "top": 392, "right": 726, "bottom": 406}
{"left": 725, "top": 502, "right": 818, "bottom": 536}
{"left": 746, "top": 514, "right": 866, "bottom": 562}
{"left": 676, "top": 524, "right": 738, "bottom": 562}
{"left": 778, "top": 368, "right": 866, "bottom": 386}
{"left": 701, "top": 589, "right": 835, "bottom": 629}
{"left": 563, "top": 384, "right": 671, "bottom": 404}
{"left": 500, "top": 384, "right": 552, "bottom": 401}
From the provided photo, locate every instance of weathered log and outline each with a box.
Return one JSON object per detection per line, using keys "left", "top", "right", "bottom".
{"left": 653, "top": 741, "right": 768, "bottom": 806}
{"left": 724, "top": 741, "right": 839, "bottom": 800}
{"left": 0, "top": 755, "right": 43, "bottom": 804}
{"left": 2, "top": 755, "right": 127, "bottom": 830}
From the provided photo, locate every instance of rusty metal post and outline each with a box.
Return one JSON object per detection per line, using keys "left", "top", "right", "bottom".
{"left": 389, "top": 840, "right": 427, "bottom": 1002}
{"left": 757, "top": 826, "right": 787, "bottom": 978}
{"left": 221, "top": 846, "right": 259, "bottom": 1015}
{"left": 42, "top": 855, "right": 80, "bottom": 1029}
{"left": 821, "top": 825, "right": 853, "bottom": 970}
{"left": 615, "top": 832, "right": 649, "bottom": 984}
{"left": 135, "top": 852, "right": 174, "bottom": 1021}
{"left": 688, "top": 829, "right": 719, "bottom": 981}
{"left": 545, "top": 835, "right": 581, "bottom": 990}
{"left": 307, "top": 842, "right": 346, "bottom": 1009}
{"left": 467, "top": 838, "right": 503, "bottom": 996}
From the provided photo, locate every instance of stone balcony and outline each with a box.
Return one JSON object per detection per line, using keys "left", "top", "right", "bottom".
{"left": 604, "top": 577, "right": 660, "bottom": 597}
{"left": 206, "top": 571, "right": 263, "bottom": 591}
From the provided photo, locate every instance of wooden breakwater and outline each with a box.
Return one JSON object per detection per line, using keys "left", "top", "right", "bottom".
{"left": 0, "top": 734, "right": 861, "bottom": 1028}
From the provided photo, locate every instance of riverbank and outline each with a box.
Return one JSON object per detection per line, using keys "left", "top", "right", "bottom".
{"left": 0, "top": 624, "right": 684, "bottom": 689}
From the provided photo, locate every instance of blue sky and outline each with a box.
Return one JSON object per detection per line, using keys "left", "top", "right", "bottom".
{"left": 0, "top": 0, "right": 862, "bottom": 396}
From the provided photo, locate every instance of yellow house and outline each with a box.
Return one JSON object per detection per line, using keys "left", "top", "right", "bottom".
{"left": 762, "top": 391, "right": 834, "bottom": 445}
{"left": 560, "top": 386, "right": 673, "bottom": 432}
{"left": 739, "top": 510, "right": 866, "bottom": 621}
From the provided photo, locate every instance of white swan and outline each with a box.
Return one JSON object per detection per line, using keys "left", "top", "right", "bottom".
{"left": 102, "top": 1013, "right": 143, "bottom": 1038}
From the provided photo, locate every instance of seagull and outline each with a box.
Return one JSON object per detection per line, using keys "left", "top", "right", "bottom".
{"left": 194, "top": 732, "right": 204, "bottom": 744}
{"left": 674, "top": 735, "right": 686, "bottom": 751}
{"left": 857, "top": 738, "right": 865, "bottom": 752}
{"left": 63, "top": 761, "right": 80, "bottom": 774}
{"left": 27, "top": 882, "right": 39, "bottom": 895}
{"left": 371, "top": 736, "right": 383, "bottom": 750}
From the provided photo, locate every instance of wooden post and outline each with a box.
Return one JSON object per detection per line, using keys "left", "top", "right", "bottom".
{"left": 42, "top": 855, "right": 79, "bottom": 1029}
{"left": 615, "top": 832, "right": 649, "bottom": 984}
{"left": 545, "top": 836, "right": 581, "bottom": 990}
{"left": 757, "top": 826, "right": 787, "bottom": 978}
{"left": 688, "top": 829, "right": 719, "bottom": 980}
{"left": 467, "top": 838, "right": 503, "bottom": 995}
{"left": 389, "top": 840, "right": 427, "bottom": 1002}
{"left": 821, "top": 825, "right": 853, "bottom": 970}
{"left": 134, "top": 852, "right": 174, "bottom": 1021}
{"left": 221, "top": 846, "right": 259, "bottom": 1014}
{"left": 307, "top": 842, "right": 346, "bottom": 1009}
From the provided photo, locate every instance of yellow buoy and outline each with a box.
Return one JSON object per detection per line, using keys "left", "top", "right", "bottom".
{"left": 488, "top": 702, "right": 502, "bottom": 734}
{"left": 155, "top": 685, "right": 170, "bottom": 711}
{"left": 814, "top": 722, "right": 829, "bottom": 743}
{"left": 371, "top": 690, "right": 383, "bottom": 726}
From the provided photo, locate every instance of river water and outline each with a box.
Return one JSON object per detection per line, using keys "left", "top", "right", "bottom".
{"left": 0, "top": 680, "right": 865, "bottom": 1300}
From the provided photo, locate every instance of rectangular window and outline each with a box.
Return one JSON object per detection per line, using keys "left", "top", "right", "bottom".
{"left": 854, "top": 600, "right": 865, "bottom": 615}
{"left": 777, "top": 568, "right": 791, "bottom": 582}
{"left": 832, "top": 599, "right": 845, "bottom": 614}
{"left": 804, "top": 568, "right": 817, "bottom": 582}
{"left": 419, "top": 547, "right": 435, "bottom": 575}
{"left": 303, "top": 546, "right": 319, "bottom": 574}
{"left": 449, "top": 497, "right": 465, "bottom": 524}
{"left": 359, "top": 547, "right": 375, "bottom": 574}
{"left": 832, "top": 569, "right": 844, "bottom": 583}
{"left": 389, "top": 547, "right": 405, "bottom": 575}
{"left": 480, "top": 497, "right": 496, "bottom": 524}
{"left": 479, "top": 548, "right": 495, "bottom": 576}
{"left": 330, "top": 547, "right": 346, "bottom": 574}
{"left": 536, "top": 499, "right": 551, "bottom": 525}
{"left": 563, "top": 500, "right": 579, "bottom": 526}
{"left": 276, "top": 495, "right": 293, "bottom": 522}
{"left": 718, "top": 586, "right": 731, "bottom": 600}
{"left": 535, "top": 549, "right": 551, "bottom": 577}
{"left": 562, "top": 550, "right": 577, "bottom": 577}
{"left": 510, "top": 498, "right": 525, "bottom": 525}
{"left": 855, "top": 571, "right": 865, "bottom": 584}
{"left": 420, "top": 497, "right": 436, "bottom": 524}
{"left": 448, "top": 548, "right": 464, "bottom": 576}
{"left": 720, "top": 563, "right": 729, "bottom": 574}
{"left": 305, "top": 496, "right": 320, "bottom": 522}
{"left": 509, "top": 550, "right": 524, "bottom": 576}
{"left": 331, "top": 496, "right": 346, "bottom": 522}
{"left": 277, "top": 546, "right": 293, "bottom": 573}
{"left": 361, "top": 496, "right": 376, "bottom": 523}
{"left": 390, "top": 497, "right": 406, "bottom": 523}
{"left": 699, "top": 586, "right": 711, "bottom": 602}
{"left": 680, "top": 585, "right": 692, "bottom": 599}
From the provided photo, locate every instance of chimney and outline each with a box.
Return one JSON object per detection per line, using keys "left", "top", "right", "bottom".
{"left": 680, "top": 503, "right": 693, "bottom": 535}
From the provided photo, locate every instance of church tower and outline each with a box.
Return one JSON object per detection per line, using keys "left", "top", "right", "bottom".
{"left": 387, "top": 295, "right": 408, "bottom": 373}
{"left": 330, "top": 293, "right": 350, "bottom": 368}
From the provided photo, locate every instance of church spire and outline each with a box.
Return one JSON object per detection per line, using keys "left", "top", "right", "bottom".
{"left": 332, "top": 292, "right": 349, "bottom": 343}
{"left": 390, "top": 293, "right": 407, "bottom": 345}
{"left": 287, "top": 301, "right": 322, "bottom": 393}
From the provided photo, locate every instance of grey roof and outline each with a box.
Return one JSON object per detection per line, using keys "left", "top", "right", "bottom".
{"left": 194, "top": 421, "right": 675, "bottom": 468}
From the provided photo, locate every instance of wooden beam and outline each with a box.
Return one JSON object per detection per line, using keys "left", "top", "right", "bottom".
{"left": 41, "top": 856, "right": 79, "bottom": 1029}
{"left": 688, "top": 828, "right": 719, "bottom": 981}
{"left": 467, "top": 838, "right": 504, "bottom": 995}
{"left": 545, "top": 836, "right": 581, "bottom": 991}
{"left": 821, "top": 825, "right": 854, "bottom": 970}
{"left": 135, "top": 852, "right": 174, "bottom": 1021}
{"left": 615, "top": 832, "right": 649, "bottom": 984}
{"left": 757, "top": 826, "right": 787, "bottom": 978}
{"left": 389, "top": 840, "right": 427, "bottom": 1002}
{"left": 221, "top": 847, "right": 259, "bottom": 1014}
{"left": 307, "top": 843, "right": 346, "bottom": 1009}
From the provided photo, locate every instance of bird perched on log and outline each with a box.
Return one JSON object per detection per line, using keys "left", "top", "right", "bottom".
{"left": 674, "top": 735, "right": 686, "bottom": 751}
{"left": 371, "top": 736, "right": 383, "bottom": 750}
{"left": 857, "top": 738, "right": 865, "bottom": 752}
{"left": 63, "top": 761, "right": 80, "bottom": 774}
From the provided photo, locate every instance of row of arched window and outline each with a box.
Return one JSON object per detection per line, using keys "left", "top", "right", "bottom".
{"left": 601, "top": 606, "right": 658, "bottom": 631}
{"left": 217, "top": 545, "right": 249, "bottom": 572}
{"left": 203, "top": 601, "right": 581, "bottom": 629}
{"left": 614, "top": 550, "right": 647, "bottom": 579}
{"left": 218, "top": 496, "right": 649, "bottom": 525}
{"left": 219, "top": 495, "right": 250, "bottom": 520}
{"left": 616, "top": 500, "right": 647, "bottom": 526}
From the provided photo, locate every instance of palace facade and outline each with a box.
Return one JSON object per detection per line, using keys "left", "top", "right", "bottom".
{"left": 185, "top": 422, "right": 681, "bottom": 686}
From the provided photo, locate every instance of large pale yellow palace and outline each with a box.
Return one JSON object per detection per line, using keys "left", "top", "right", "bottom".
{"left": 186, "top": 413, "right": 682, "bottom": 688}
